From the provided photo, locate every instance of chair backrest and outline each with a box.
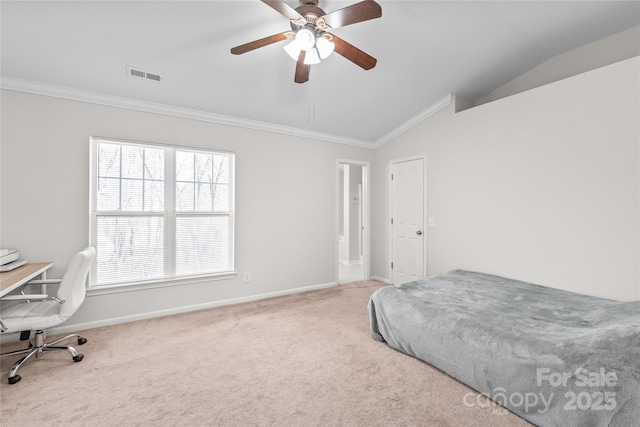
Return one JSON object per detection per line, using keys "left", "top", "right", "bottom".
{"left": 57, "top": 247, "right": 95, "bottom": 319}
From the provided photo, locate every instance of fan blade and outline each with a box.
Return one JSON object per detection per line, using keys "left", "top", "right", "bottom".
{"left": 261, "top": 0, "right": 303, "bottom": 20}
{"left": 320, "top": 0, "right": 382, "bottom": 30}
{"left": 231, "top": 32, "right": 291, "bottom": 55}
{"left": 294, "top": 51, "right": 310, "bottom": 83}
{"left": 331, "top": 35, "right": 377, "bottom": 70}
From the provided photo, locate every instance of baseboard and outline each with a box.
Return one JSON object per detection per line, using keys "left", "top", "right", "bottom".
{"left": 0, "top": 281, "right": 338, "bottom": 343}
{"left": 370, "top": 276, "right": 391, "bottom": 285}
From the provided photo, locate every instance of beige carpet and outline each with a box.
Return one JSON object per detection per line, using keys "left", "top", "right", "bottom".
{"left": 0, "top": 281, "right": 530, "bottom": 427}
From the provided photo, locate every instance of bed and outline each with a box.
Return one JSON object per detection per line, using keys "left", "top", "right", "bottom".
{"left": 368, "top": 269, "right": 640, "bottom": 427}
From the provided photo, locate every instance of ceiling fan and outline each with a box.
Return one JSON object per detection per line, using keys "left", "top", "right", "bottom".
{"left": 231, "top": 0, "right": 382, "bottom": 84}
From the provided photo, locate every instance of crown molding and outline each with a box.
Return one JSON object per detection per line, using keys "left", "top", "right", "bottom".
{"left": 0, "top": 76, "right": 451, "bottom": 150}
{"left": 372, "top": 93, "right": 452, "bottom": 149}
{"left": 0, "top": 76, "right": 375, "bottom": 149}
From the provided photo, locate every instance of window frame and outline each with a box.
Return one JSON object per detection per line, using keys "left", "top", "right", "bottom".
{"left": 89, "top": 136, "right": 236, "bottom": 292}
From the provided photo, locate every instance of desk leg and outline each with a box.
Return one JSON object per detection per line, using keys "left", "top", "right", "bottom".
{"left": 39, "top": 271, "right": 47, "bottom": 294}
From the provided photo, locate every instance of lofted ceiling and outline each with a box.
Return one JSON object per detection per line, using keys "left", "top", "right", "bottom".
{"left": 1, "top": 0, "right": 639, "bottom": 147}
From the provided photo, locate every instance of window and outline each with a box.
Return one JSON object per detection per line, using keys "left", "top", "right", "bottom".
{"left": 90, "top": 137, "right": 234, "bottom": 287}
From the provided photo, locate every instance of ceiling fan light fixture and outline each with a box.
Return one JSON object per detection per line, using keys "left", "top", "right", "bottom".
{"left": 315, "top": 36, "right": 335, "bottom": 59}
{"left": 295, "top": 27, "right": 316, "bottom": 51}
{"left": 304, "top": 47, "right": 321, "bottom": 65}
{"left": 284, "top": 40, "right": 302, "bottom": 61}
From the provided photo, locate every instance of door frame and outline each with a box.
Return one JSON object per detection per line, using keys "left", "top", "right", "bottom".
{"left": 389, "top": 154, "right": 428, "bottom": 283}
{"left": 335, "top": 159, "right": 370, "bottom": 283}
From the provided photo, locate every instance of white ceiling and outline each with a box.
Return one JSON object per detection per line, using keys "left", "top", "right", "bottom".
{"left": 1, "top": 1, "right": 639, "bottom": 147}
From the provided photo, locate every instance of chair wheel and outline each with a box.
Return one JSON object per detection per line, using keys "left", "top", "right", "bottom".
{"left": 73, "top": 354, "right": 84, "bottom": 362}
{"left": 77, "top": 337, "right": 87, "bottom": 345}
{"left": 8, "top": 375, "right": 21, "bottom": 385}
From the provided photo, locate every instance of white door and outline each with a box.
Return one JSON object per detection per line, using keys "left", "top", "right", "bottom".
{"left": 391, "top": 158, "right": 425, "bottom": 285}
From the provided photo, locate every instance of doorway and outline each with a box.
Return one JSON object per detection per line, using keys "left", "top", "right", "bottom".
{"left": 390, "top": 156, "right": 426, "bottom": 285}
{"left": 336, "top": 160, "right": 369, "bottom": 284}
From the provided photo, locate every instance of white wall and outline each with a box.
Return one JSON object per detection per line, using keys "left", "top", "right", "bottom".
{"left": 373, "top": 57, "right": 640, "bottom": 301}
{"left": 0, "top": 90, "right": 373, "bottom": 330}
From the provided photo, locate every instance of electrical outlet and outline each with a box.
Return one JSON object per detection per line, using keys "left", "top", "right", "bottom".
{"left": 243, "top": 272, "right": 251, "bottom": 282}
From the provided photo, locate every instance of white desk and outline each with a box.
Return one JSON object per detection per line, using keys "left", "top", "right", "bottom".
{"left": 0, "top": 262, "right": 53, "bottom": 298}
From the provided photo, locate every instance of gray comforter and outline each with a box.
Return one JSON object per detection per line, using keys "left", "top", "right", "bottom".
{"left": 368, "top": 270, "right": 640, "bottom": 426}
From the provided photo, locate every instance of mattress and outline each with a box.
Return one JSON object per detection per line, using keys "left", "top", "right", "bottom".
{"left": 368, "top": 269, "right": 640, "bottom": 426}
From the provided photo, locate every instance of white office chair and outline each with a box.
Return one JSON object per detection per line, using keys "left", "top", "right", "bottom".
{"left": 0, "top": 246, "right": 95, "bottom": 384}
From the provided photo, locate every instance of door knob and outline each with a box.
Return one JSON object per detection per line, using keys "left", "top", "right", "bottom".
{"left": 416, "top": 230, "right": 423, "bottom": 235}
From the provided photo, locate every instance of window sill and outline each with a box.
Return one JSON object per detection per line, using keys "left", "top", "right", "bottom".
{"left": 86, "top": 271, "right": 238, "bottom": 296}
